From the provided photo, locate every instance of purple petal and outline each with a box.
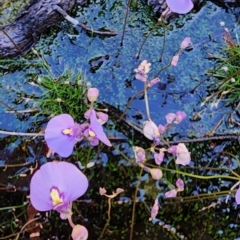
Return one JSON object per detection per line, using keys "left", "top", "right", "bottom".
{"left": 30, "top": 162, "right": 88, "bottom": 211}
{"left": 154, "top": 152, "right": 164, "bottom": 165}
{"left": 72, "top": 225, "right": 88, "bottom": 240}
{"left": 236, "top": 188, "right": 240, "bottom": 204}
{"left": 176, "top": 178, "right": 184, "bottom": 189}
{"left": 90, "top": 110, "right": 112, "bottom": 146}
{"left": 165, "top": 189, "right": 177, "bottom": 198}
{"left": 175, "top": 111, "right": 187, "bottom": 123}
{"left": 166, "top": 0, "right": 193, "bottom": 14}
{"left": 45, "top": 114, "right": 76, "bottom": 157}
{"left": 168, "top": 145, "right": 177, "bottom": 155}
{"left": 165, "top": 113, "right": 176, "bottom": 124}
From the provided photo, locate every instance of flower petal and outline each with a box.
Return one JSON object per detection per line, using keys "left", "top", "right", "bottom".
{"left": 45, "top": 114, "right": 76, "bottom": 157}
{"left": 90, "top": 110, "right": 112, "bottom": 146}
{"left": 235, "top": 188, "right": 240, "bottom": 204}
{"left": 166, "top": 0, "right": 193, "bottom": 14}
{"left": 30, "top": 162, "right": 88, "bottom": 211}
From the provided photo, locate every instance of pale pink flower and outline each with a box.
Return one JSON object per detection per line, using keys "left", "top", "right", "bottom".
{"left": 132, "top": 146, "right": 146, "bottom": 163}
{"left": 134, "top": 60, "right": 151, "bottom": 82}
{"left": 167, "top": 145, "right": 177, "bottom": 154}
{"left": 158, "top": 124, "right": 166, "bottom": 134}
{"left": 99, "top": 187, "right": 124, "bottom": 198}
{"left": 96, "top": 111, "right": 109, "bottom": 124}
{"left": 176, "top": 143, "right": 191, "bottom": 166}
{"left": 165, "top": 189, "right": 177, "bottom": 198}
{"left": 176, "top": 178, "right": 184, "bottom": 190}
{"left": 165, "top": 113, "right": 176, "bottom": 124}
{"left": 154, "top": 151, "right": 164, "bottom": 165}
{"left": 180, "top": 37, "right": 191, "bottom": 50}
{"left": 171, "top": 54, "right": 179, "bottom": 66}
{"left": 147, "top": 77, "right": 160, "bottom": 87}
{"left": 87, "top": 88, "right": 99, "bottom": 102}
{"left": 168, "top": 143, "right": 191, "bottom": 166}
{"left": 99, "top": 187, "right": 107, "bottom": 195}
{"left": 71, "top": 225, "right": 88, "bottom": 240}
{"left": 143, "top": 120, "right": 160, "bottom": 144}
{"left": 150, "top": 199, "right": 159, "bottom": 220}
{"left": 175, "top": 111, "right": 187, "bottom": 123}
{"left": 150, "top": 168, "right": 163, "bottom": 180}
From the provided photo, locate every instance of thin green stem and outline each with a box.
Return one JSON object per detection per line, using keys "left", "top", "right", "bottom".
{"left": 120, "top": 0, "right": 132, "bottom": 45}
{"left": 136, "top": 21, "right": 161, "bottom": 59}
{"left": 99, "top": 197, "right": 112, "bottom": 239}
{"left": 0, "top": 203, "right": 27, "bottom": 211}
{"left": 119, "top": 90, "right": 144, "bottom": 121}
{"left": 159, "top": 21, "right": 166, "bottom": 62}
{"left": 129, "top": 167, "right": 143, "bottom": 240}
{"left": 159, "top": 166, "right": 240, "bottom": 181}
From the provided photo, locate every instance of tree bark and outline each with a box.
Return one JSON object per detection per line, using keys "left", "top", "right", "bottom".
{"left": 0, "top": 0, "right": 78, "bottom": 58}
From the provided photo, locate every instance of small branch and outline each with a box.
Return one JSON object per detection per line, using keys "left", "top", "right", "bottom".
{"left": 120, "top": 0, "right": 131, "bottom": 46}
{"left": 99, "top": 198, "right": 112, "bottom": 239}
{"left": 0, "top": 130, "right": 44, "bottom": 137}
{"left": 52, "top": 5, "right": 118, "bottom": 36}
{"left": 125, "top": 120, "right": 239, "bottom": 143}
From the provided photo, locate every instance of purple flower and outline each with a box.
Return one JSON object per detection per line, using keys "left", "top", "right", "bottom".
{"left": 150, "top": 168, "right": 163, "bottom": 180}
{"left": 45, "top": 114, "right": 83, "bottom": 158}
{"left": 165, "top": 189, "right": 178, "bottom": 198}
{"left": 165, "top": 113, "right": 176, "bottom": 124}
{"left": 150, "top": 199, "right": 159, "bottom": 220}
{"left": 175, "top": 111, "right": 187, "bottom": 123}
{"left": 154, "top": 151, "right": 164, "bottom": 165}
{"left": 71, "top": 225, "right": 88, "bottom": 240}
{"left": 133, "top": 146, "right": 146, "bottom": 163}
{"left": 236, "top": 188, "right": 240, "bottom": 204}
{"left": 166, "top": 0, "right": 193, "bottom": 14}
{"left": 87, "top": 88, "right": 99, "bottom": 102}
{"left": 84, "top": 110, "right": 111, "bottom": 147}
{"left": 30, "top": 162, "right": 88, "bottom": 219}
{"left": 168, "top": 143, "right": 191, "bottom": 166}
{"left": 180, "top": 37, "right": 191, "bottom": 50}
{"left": 143, "top": 120, "right": 160, "bottom": 145}
{"left": 176, "top": 178, "right": 184, "bottom": 190}
{"left": 134, "top": 60, "right": 151, "bottom": 82}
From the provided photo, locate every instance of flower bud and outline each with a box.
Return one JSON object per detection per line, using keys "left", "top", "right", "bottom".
{"left": 150, "top": 168, "right": 163, "bottom": 180}
{"left": 71, "top": 225, "right": 88, "bottom": 240}
{"left": 87, "top": 88, "right": 99, "bottom": 102}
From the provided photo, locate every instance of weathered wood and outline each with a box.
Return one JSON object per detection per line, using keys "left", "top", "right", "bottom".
{"left": 0, "top": 0, "right": 79, "bottom": 58}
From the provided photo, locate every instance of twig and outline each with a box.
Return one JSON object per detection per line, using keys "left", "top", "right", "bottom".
{"left": 52, "top": 5, "right": 118, "bottom": 36}
{"left": 129, "top": 167, "right": 143, "bottom": 240}
{"left": 99, "top": 198, "right": 112, "bottom": 239}
{"left": 124, "top": 120, "right": 239, "bottom": 144}
{"left": 15, "top": 216, "right": 42, "bottom": 240}
{"left": 0, "top": 130, "right": 44, "bottom": 137}
{"left": 120, "top": 0, "right": 131, "bottom": 46}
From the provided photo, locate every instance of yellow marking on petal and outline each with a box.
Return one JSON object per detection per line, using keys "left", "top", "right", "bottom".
{"left": 62, "top": 128, "right": 73, "bottom": 135}
{"left": 50, "top": 188, "right": 63, "bottom": 206}
{"left": 89, "top": 130, "right": 95, "bottom": 137}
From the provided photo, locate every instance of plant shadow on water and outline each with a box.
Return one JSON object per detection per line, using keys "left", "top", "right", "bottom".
{"left": 0, "top": 0, "right": 240, "bottom": 239}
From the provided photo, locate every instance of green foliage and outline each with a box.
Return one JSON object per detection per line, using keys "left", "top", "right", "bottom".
{"left": 206, "top": 39, "right": 240, "bottom": 107}
{"left": 35, "top": 67, "right": 89, "bottom": 120}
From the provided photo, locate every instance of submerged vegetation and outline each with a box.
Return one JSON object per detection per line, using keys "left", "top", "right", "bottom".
{"left": 0, "top": 0, "right": 239, "bottom": 240}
